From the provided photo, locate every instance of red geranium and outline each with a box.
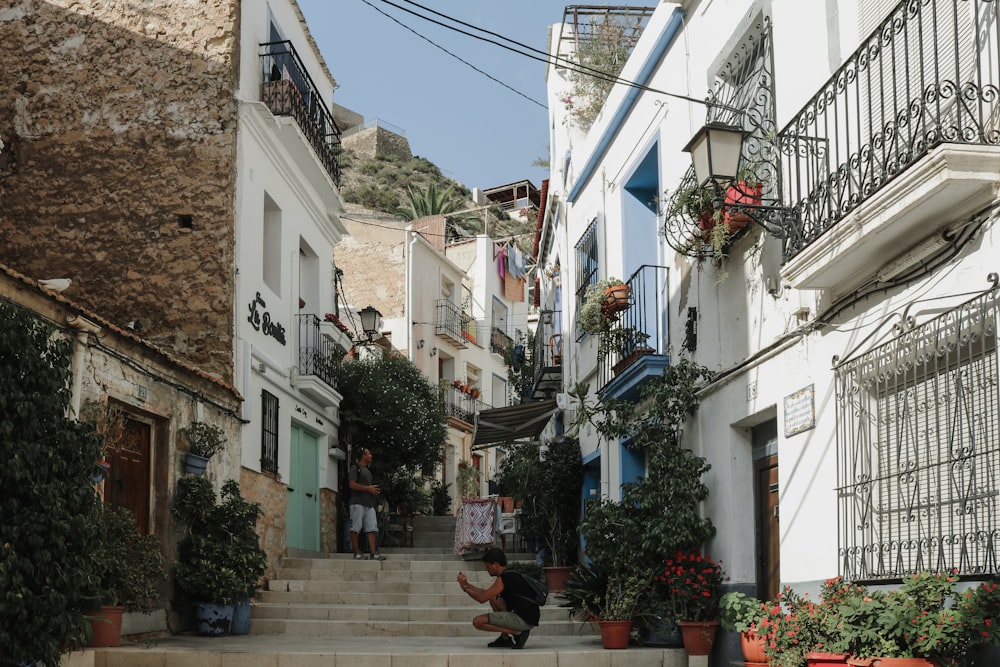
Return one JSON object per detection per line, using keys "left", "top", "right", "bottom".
{"left": 656, "top": 547, "right": 726, "bottom": 622}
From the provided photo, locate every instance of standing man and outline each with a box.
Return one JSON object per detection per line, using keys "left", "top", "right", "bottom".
{"left": 456, "top": 547, "right": 539, "bottom": 649}
{"left": 348, "top": 447, "right": 385, "bottom": 561}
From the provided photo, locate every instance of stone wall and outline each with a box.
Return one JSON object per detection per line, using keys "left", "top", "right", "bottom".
{"left": 0, "top": 0, "right": 240, "bottom": 381}
{"left": 240, "top": 468, "right": 287, "bottom": 584}
{"left": 342, "top": 125, "right": 413, "bottom": 163}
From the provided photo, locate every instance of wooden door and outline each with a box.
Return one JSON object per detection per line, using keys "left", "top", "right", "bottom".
{"left": 754, "top": 454, "right": 780, "bottom": 600}
{"left": 106, "top": 416, "right": 151, "bottom": 534}
{"left": 287, "top": 425, "right": 320, "bottom": 551}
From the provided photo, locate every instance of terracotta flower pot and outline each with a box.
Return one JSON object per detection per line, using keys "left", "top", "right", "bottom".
{"left": 678, "top": 620, "right": 719, "bottom": 656}
{"left": 741, "top": 629, "right": 769, "bottom": 663}
{"left": 542, "top": 565, "right": 574, "bottom": 593}
{"left": 86, "top": 605, "right": 124, "bottom": 647}
{"left": 807, "top": 652, "right": 849, "bottom": 666}
{"left": 598, "top": 619, "right": 632, "bottom": 649}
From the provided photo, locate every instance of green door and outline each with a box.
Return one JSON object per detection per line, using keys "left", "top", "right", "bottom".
{"left": 287, "top": 426, "right": 320, "bottom": 551}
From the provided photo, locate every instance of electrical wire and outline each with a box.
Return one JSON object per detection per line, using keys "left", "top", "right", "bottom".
{"left": 376, "top": 0, "right": 717, "bottom": 110}
{"left": 357, "top": 0, "right": 546, "bottom": 109}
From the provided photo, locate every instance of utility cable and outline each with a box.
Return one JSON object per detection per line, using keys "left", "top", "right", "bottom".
{"left": 357, "top": 0, "right": 546, "bottom": 108}
{"left": 378, "top": 0, "right": 720, "bottom": 111}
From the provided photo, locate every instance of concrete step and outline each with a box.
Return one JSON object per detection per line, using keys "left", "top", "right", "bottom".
{"left": 86, "top": 635, "right": 692, "bottom": 667}
{"left": 250, "top": 602, "right": 576, "bottom": 624}
{"left": 247, "top": 617, "right": 596, "bottom": 638}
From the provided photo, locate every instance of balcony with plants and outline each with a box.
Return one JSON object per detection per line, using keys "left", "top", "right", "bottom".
{"left": 294, "top": 314, "right": 347, "bottom": 407}
{"left": 441, "top": 381, "right": 491, "bottom": 424}
{"left": 663, "top": 2, "right": 1000, "bottom": 290}
{"left": 259, "top": 40, "right": 342, "bottom": 187}
{"left": 591, "top": 265, "right": 671, "bottom": 400}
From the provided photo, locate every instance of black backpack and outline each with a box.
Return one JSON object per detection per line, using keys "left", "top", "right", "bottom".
{"left": 514, "top": 571, "right": 548, "bottom": 606}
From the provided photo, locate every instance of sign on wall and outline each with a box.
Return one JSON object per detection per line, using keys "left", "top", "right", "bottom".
{"left": 783, "top": 384, "right": 815, "bottom": 437}
{"left": 248, "top": 291, "right": 287, "bottom": 345}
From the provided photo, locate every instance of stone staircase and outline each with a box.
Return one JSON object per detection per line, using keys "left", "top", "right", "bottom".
{"left": 86, "top": 514, "right": 690, "bottom": 666}
{"left": 252, "top": 514, "right": 597, "bottom": 639}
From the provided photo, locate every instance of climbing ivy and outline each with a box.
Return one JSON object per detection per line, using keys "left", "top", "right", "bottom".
{"left": 0, "top": 303, "right": 103, "bottom": 665}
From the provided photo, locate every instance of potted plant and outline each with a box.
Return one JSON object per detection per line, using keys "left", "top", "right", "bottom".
{"left": 179, "top": 421, "right": 226, "bottom": 475}
{"left": 535, "top": 436, "right": 583, "bottom": 591}
{"left": 658, "top": 547, "right": 726, "bottom": 656}
{"left": 595, "top": 572, "right": 649, "bottom": 649}
{"left": 569, "top": 359, "right": 716, "bottom": 643}
{"left": 86, "top": 504, "right": 166, "bottom": 647}
{"left": 720, "top": 591, "right": 769, "bottom": 665}
{"left": 579, "top": 277, "right": 629, "bottom": 335}
{"left": 600, "top": 326, "right": 653, "bottom": 375}
{"left": 822, "top": 571, "right": 1000, "bottom": 667}
{"left": 172, "top": 477, "right": 268, "bottom": 636}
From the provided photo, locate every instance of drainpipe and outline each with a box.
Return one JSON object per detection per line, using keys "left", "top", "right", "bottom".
{"left": 66, "top": 314, "right": 102, "bottom": 419}
{"left": 407, "top": 226, "right": 417, "bottom": 361}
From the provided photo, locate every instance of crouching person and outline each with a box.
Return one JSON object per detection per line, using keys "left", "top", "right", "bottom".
{"left": 456, "top": 547, "right": 540, "bottom": 649}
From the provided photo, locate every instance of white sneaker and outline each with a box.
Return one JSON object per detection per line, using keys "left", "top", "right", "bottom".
{"left": 353, "top": 553, "right": 365, "bottom": 560}
{"left": 370, "top": 553, "right": 386, "bottom": 561}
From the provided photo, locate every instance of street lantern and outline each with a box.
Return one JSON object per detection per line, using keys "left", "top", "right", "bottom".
{"left": 683, "top": 122, "right": 748, "bottom": 189}
{"left": 358, "top": 305, "right": 382, "bottom": 342}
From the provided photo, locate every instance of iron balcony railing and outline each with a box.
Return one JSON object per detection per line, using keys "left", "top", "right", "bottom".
{"left": 597, "top": 265, "right": 670, "bottom": 390}
{"left": 259, "top": 40, "right": 342, "bottom": 187}
{"left": 779, "top": 0, "right": 1000, "bottom": 260}
{"left": 435, "top": 300, "right": 473, "bottom": 347}
{"left": 490, "top": 324, "right": 514, "bottom": 355}
{"left": 531, "top": 314, "right": 562, "bottom": 396}
{"left": 297, "top": 314, "right": 338, "bottom": 389}
{"left": 442, "top": 385, "right": 491, "bottom": 424}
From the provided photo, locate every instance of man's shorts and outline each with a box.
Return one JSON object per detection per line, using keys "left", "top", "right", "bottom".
{"left": 487, "top": 611, "right": 531, "bottom": 632}
{"left": 350, "top": 504, "right": 378, "bottom": 533}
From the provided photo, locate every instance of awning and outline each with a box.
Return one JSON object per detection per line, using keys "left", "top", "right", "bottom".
{"left": 471, "top": 399, "right": 559, "bottom": 449}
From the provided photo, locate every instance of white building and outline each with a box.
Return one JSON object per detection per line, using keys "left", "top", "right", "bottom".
{"left": 543, "top": 3, "right": 1000, "bottom": 663}
{"left": 235, "top": 0, "right": 351, "bottom": 555}
{"left": 337, "top": 212, "right": 533, "bottom": 512}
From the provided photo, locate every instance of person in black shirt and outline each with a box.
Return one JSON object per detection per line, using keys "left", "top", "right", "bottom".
{"left": 456, "top": 547, "right": 540, "bottom": 649}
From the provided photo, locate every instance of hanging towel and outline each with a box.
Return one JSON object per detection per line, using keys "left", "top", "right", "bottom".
{"left": 497, "top": 246, "right": 506, "bottom": 280}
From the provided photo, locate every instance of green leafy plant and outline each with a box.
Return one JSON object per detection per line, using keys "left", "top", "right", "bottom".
{"left": 598, "top": 572, "right": 650, "bottom": 621}
{"left": 719, "top": 591, "right": 767, "bottom": 634}
{"left": 822, "top": 571, "right": 1000, "bottom": 665}
{"left": 598, "top": 325, "right": 650, "bottom": 359}
{"left": 0, "top": 303, "right": 104, "bottom": 665}
{"left": 535, "top": 437, "right": 583, "bottom": 567}
{"left": 578, "top": 277, "right": 625, "bottom": 335}
{"left": 429, "top": 479, "right": 452, "bottom": 516}
{"left": 173, "top": 477, "right": 268, "bottom": 605}
{"left": 563, "top": 18, "right": 633, "bottom": 132}
{"left": 456, "top": 459, "right": 481, "bottom": 499}
{"left": 180, "top": 421, "right": 226, "bottom": 459}
{"left": 89, "top": 505, "right": 165, "bottom": 612}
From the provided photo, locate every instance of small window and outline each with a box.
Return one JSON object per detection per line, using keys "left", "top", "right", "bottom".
{"left": 261, "top": 390, "right": 279, "bottom": 473}
{"left": 263, "top": 194, "right": 282, "bottom": 295}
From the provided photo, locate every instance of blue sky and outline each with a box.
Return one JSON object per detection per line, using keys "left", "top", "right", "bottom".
{"left": 297, "top": 0, "right": 569, "bottom": 191}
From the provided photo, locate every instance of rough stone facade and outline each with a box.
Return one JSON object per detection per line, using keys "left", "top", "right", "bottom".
{"left": 240, "top": 468, "right": 287, "bottom": 583}
{"left": 341, "top": 125, "right": 413, "bottom": 163}
{"left": 0, "top": 0, "right": 240, "bottom": 381}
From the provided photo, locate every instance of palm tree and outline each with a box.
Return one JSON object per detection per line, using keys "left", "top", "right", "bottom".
{"left": 396, "top": 182, "right": 461, "bottom": 221}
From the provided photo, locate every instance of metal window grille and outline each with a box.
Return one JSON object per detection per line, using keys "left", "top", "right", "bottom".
{"left": 574, "top": 220, "right": 599, "bottom": 320}
{"left": 261, "top": 390, "right": 279, "bottom": 474}
{"left": 835, "top": 285, "right": 1000, "bottom": 580}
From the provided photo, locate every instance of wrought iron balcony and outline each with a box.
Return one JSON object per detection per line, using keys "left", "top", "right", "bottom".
{"left": 259, "top": 40, "right": 342, "bottom": 187}
{"left": 294, "top": 314, "right": 341, "bottom": 406}
{"left": 490, "top": 324, "right": 514, "bottom": 355}
{"left": 530, "top": 315, "right": 562, "bottom": 398}
{"left": 598, "top": 265, "right": 671, "bottom": 398}
{"left": 442, "top": 384, "right": 491, "bottom": 424}
{"left": 435, "top": 300, "right": 471, "bottom": 347}
{"left": 779, "top": 0, "right": 1000, "bottom": 263}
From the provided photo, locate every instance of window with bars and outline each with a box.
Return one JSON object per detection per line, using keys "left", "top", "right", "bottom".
{"left": 574, "top": 220, "right": 599, "bottom": 333}
{"left": 835, "top": 288, "right": 1000, "bottom": 581}
{"left": 261, "top": 390, "right": 279, "bottom": 474}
